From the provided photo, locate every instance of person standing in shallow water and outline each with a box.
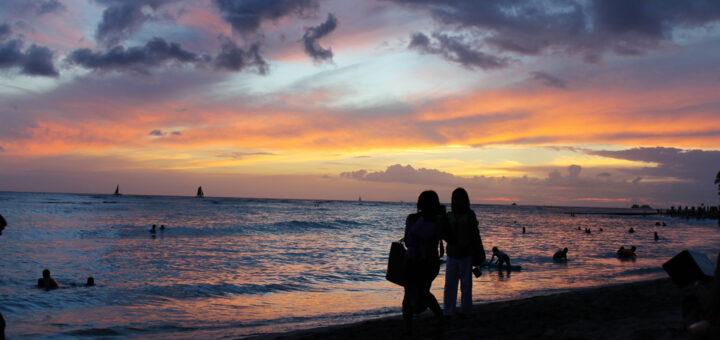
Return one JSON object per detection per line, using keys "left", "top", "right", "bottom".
{"left": 443, "top": 187, "right": 480, "bottom": 317}
{"left": 402, "top": 190, "right": 445, "bottom": 334}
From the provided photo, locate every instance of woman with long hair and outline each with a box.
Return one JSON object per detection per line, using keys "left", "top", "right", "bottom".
{"left": 402, "top": 190, "right": 445, "bottom": 333}
{"left": 443, "top": 187, "right": 480, "bottom": 317}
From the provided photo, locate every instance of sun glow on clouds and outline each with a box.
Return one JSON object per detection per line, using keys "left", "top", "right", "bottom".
{"left": 1, "top": 0, "right": 720, "bottom": 206}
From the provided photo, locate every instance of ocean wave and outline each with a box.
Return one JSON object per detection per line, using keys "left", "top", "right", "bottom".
{"left": 612, "top": 267, "right": 664, "bottom": 277}
{"left": 271, "top": 220, "right": 339, "bottom": 231}
{"left": 137, "top": 282, "right": 312, "bottom": 300}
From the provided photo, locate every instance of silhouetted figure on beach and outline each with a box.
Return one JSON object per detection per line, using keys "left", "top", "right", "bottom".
{"left": 577, "top": 226, "right": 581, "bottom": 231}
{"left": 443, "top": 188, "right": 480, "bottom": 317}
{"left": 0, "top": 214, "right": 4, "bottom": 340}
{"left": 617, "top": 246, "right": 637, "bottom": 259}
{"left": 685, "top": 252, "right": 720, "bottom": 337}
{"left": 654, "top": 232, "right": 659, "bottom": 241}
{"left": 599, "top": 227, "right": 604, "bottom": 232}
{"left": 160, "top": 224, "right": 165, "bottom": 231}
{"left": 628, "top": 227, "right": 635, "bottom": 233}
{"left": 522, "top": 226, "right": 526, "bottom": 234}
{"left": 553, "top": 248, "right": 569, "bottom": 262}
{"left": 38, "top": 269, "right": 59, "bottom": 290}
{"left": 489, "top": 247, "right": 511, "bottom": 269}
{"left": 585, "top": 228, "right": 591, "bottom": 234}
{"left": 150, "top": 224, "right": 156, "bottom": 234}
{"left": 0, "top": 214, "right": 6, "bottom": 235}
{"left": 402, "top": 190, "right": 445, "bottom": 334}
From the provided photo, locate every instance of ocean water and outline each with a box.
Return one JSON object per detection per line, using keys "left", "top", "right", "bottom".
{"left": 1, "top": 191, "right": 719, "bottom": 339}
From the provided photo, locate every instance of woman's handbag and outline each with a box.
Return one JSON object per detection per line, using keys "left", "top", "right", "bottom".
{"left": 386, "top": 241, "right": 406, "bottom": 286}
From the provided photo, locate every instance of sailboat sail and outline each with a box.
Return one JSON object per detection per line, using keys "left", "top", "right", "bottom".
{"left": 113, "top": 185, "right": 121, "bottom": 196}
{"left": 196, "top": 186, "right": 204, "bottom": 198}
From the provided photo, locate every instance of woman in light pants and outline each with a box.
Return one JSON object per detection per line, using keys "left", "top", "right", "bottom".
{"left": 443, "top": 188, "right": 479, "bottom": 316}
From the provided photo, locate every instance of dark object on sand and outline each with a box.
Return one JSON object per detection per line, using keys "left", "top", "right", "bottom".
{"left": 0, "top": 214, "right": 6, "bottom": 235}
{"left": 86, "top": 277, "right": 95, "bottom": 286}
{"left": 628, "top": 227, "right": 635, "bottom": 233}
{"left": 386, "top": 241, "right": 406, "bottom": 286}
{"left": 654, "top": 231, "right": 659, "bottom": 241}
{"left": 663, "top": 250, "right": 715, "bottom": 288}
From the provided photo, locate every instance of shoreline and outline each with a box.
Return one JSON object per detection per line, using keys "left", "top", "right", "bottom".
{"left": 251, "top": 278, "right": 690, "bottom": 339}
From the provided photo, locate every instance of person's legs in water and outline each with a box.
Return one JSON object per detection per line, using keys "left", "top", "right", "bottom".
{"left": 458, "top": 256, "right": 473, "bottom": 314}
{"left": 443, "top": 256, "right": 460, "bottom": 316}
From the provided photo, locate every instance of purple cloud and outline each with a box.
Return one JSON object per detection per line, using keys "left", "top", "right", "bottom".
{"left": 409, "top": 32, "right": 509, "bottom": 70}
{"left": 302, "top": 13, "right": 337, "bottom": 63}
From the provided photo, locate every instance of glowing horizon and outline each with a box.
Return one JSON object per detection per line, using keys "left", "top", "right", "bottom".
{"left": 1, "top": 0, "right": 719, "bottom": 208}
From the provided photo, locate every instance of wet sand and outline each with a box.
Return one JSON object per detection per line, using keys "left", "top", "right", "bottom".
{"left": 253, "top": 278, "right": 691, "bottom": 339}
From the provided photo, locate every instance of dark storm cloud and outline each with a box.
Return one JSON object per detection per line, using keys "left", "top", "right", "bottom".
{"left": 94, "top": 0, "right": 174, "bottom": 47}
{"left": 302, "top": 13, "right": 337, "bottom": 63}
{"left": 392, "top": 0, "right": 720, "bottom": 62}
{"left": 67, "top": 37, "right": 201, "bottom": 74}
{"left": 213, "top": 38, "right": 268, "bottom": 74}
{"left": 408, "top": 32, "right": 508, "bottom": 70}
{"left": 213, "top": 0, "right": 319, "bottom": 35}
{"left": 149, "top": 129, "right": 164, "bottom": 136}
{"left": 0, "top": 38, "right": 59, "bottom": 77}
{"left": 0, "top": 24, "right": 10, "bottom": 41}
{"left": 530, "top": 71, "right": 566, "bottom": 89}
{"left": 0, "top": 0, "right": 66, "bottom": 16}
{"left": 584, "top": 147, "right": 720, "bottom": 182}
{"left": 37, "top": 0, "right": 66, "bottom": 14}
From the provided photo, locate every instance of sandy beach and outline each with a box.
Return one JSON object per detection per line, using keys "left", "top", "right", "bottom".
{"left": 255, "top": 278, "right": 691, "bottom": 340}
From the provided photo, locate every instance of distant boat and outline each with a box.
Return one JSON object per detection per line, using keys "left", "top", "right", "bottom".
{"left": 113, "top": 185, "right": 122, "bottom": 196}
{"left": 511, "top": 202, "right": 517, "bottom": 206}
{"left": 196, "top": 186, "right": 204, "bottom": 198}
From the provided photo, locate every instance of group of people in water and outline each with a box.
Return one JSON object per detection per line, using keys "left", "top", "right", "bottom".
{"left": 36, "top": 269, "right": 95, "bottom": 290}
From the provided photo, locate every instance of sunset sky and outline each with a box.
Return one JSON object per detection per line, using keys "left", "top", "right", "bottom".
{"left": 1, "top": 0, "right": 720, "bottom": 207}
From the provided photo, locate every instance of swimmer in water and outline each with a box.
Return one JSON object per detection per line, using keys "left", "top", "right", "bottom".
{"left": 38, "top": 269, "right": 59, "bottom": 290}
{"left": 489, "top": 247, "right": 511, "bottom": 269}
{"left": 617, "top": 246, "right": 637, "bottom": 258}
{"left": 553, "top": 248, "right": 569, "bottom": 262}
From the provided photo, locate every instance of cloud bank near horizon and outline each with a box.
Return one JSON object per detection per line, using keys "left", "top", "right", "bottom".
{"left": 0, "top": 0, "right": 719, "bottom": 207}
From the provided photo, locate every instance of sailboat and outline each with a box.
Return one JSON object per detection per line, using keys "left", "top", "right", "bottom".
{"left": 196, "top": 186, "right": 204, "bottom": 198}
{"left": 113, "top": 185, "right": 122, "bottom": 196}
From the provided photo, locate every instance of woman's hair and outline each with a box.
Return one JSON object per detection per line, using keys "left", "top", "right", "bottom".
{"left": 451, "top": 187, "right": 470, "bottom": 214}
{"left": 416, "top": 190, "right": 440, "bottom": 217}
